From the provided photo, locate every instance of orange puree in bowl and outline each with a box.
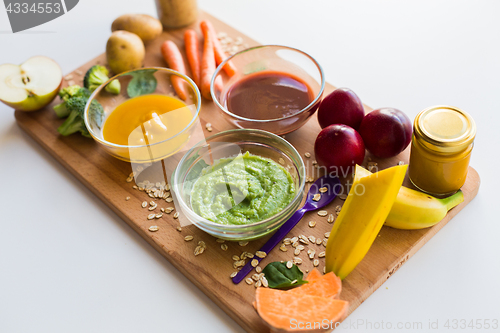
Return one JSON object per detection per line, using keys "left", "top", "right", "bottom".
{"left": 103, "top": 94, "right": 193, "bottom": 147}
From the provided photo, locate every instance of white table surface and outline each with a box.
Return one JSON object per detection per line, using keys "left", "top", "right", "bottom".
{"left": 1, "top": 1, "right": 499, "bottom": 332}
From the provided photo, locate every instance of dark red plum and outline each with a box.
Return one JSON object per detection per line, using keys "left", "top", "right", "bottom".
{"left": 317, "top": 87, "right": 365, "bottom": 130}
{"left": 314, "top": 124, "right": 365, "bottom": 175}
{"left": 359, "top": 108, "right": 412, "bottom": 158}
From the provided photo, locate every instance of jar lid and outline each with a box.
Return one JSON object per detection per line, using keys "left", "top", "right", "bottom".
{"left": 414, "top": 105, "right": 476, "bottom": 153}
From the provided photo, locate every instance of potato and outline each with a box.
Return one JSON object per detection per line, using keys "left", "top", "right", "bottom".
{"left": 106, "top": 31, "right": 145, "bottom": 74}
{"left": 111, "top": 14, "right": 162, "bottom": 42}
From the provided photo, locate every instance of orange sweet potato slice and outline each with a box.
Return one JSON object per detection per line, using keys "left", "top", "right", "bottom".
{"left": 305, "top": 268, "right": 322, "bottom": 282}
{"left": 255, "top": 288, "right": 349, "bottom": 332}
{"left": 290, "top": 272, "right": 342, "bottom": 299}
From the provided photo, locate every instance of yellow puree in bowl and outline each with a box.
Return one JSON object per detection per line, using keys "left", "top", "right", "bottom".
{"left": 103, "top": 94, "right": 193, "bottom": 147}
{"left": 190, "top": 152, "right": 295, "bottom": 225}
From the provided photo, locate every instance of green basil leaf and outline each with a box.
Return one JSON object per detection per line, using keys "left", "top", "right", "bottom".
{"left": 262, "top": 261, "right": 308, "bottom": 289}
{"left": 126, "top": 69, "right": 158, "bottom": 98}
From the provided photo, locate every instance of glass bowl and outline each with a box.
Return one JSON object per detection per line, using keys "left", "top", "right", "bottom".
{"left": 171, "top": 129, "right": 306, "bottom": 241}
{"left": 84, "top": 67, "right": 201, "bottom": 163}
{"left": 210, "top": 45, "right": 325, "bottom": 135}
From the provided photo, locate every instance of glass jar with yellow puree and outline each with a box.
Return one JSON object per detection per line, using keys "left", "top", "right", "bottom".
{"left": 409, "top": 105, "right": 476, "bottom": 196}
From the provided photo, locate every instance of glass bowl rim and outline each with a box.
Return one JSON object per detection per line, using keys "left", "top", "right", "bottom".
{"left": 83, "top": 67, "right": 202, "bottom": 150}
{"left": 172, "top": 128, "right": 306, "bottom": 230}
{"left": 210, "top": 44, "right": 325, "bottom": 123}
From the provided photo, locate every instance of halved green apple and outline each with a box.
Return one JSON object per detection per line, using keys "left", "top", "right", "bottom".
{"left": 0, "top": 56, "right": 63, "bottom": 112}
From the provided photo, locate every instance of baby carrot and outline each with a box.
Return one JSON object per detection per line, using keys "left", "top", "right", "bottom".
{"left": 160, "top": 40, "right": 188, "bottom": 101}
{"left": 184, "top": 29, "right": 201, "bottom": 87}
{"left": 200, "top": 21, "right": 217, "bottom": 100}
{"left": 201, "top": 20, "right": 237, "bottom": 77}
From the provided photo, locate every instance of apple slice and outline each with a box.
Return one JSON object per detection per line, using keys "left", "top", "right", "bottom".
{"left": 0, "top": 56, "right": 62, "bottom": 112}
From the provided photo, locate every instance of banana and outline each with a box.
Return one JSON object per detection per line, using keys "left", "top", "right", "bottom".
{"left": 325, "top": 164, "right": 407, "bottom": 280}
{"left": 356, "top": 166, "right": 464, "bottom": 230}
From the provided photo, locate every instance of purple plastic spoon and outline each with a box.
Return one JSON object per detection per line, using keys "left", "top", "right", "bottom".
{"left": 232, "top": 175, "right": 341, "bottom": 284}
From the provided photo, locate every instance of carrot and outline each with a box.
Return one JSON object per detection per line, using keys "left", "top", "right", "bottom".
{"left": 160, "top": 40, "right": 188, "bottom": 101}
{"left": 184, "top": 30, "right": 201, "bottom": 87}
{"left": 201, "top": 20, "right": 237, "bottom": 77}
{"left": 200, "top": 21, "right": 218, "bottom": 100}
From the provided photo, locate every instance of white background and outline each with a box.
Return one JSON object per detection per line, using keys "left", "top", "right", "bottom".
{"left": 1, "top": 1, "right": 499, "bottom": 332}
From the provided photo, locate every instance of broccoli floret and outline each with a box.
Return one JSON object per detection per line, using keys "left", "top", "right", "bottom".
{"left": 54, "top": 85, "right": 83, "bottom": 118}
{"left": 83, "top": 65, "right": 121, "bottom": 95}
{"left": 58, "top": 85, "right": 82, "bottom": 101}
{"left": 53, "top": 102, "right": 70, "bottom": 118}
{"left": 57, "top": 90, "right": 103, "bottom": 137}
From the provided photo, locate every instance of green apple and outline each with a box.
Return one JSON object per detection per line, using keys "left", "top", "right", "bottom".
{"left": 0, "top": 56, "right": 63, "bottom": 112}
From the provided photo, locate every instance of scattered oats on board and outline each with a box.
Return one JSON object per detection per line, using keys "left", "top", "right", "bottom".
{"left": 312, "top": 193, "right": 321, "bottom": 201}
{"left": 261, "top": 276, "right": 269, "bottom": 288}
{"left": 238, "top": 241, "right": 249, "bottom": 247}
{"left": 315, "top": 238, "right": 322, "bottom": 245}
{"left": 252, "top": 274, "right": 260, "bottom": 281}
{"left": 147, "top": 214, "right": 155, "bottom": 220}
{"left": 165, "top": 207, "right": 174, "bottom": 213}
{"left": 318, "top": 210, "right": 328, "bottom": 217}
{"left": 324, "top": 231, "right": 331, "bottom": 238}
{"left": 291, "top": 279, "right": 297, "bottom": 285}
{"left": 256, "top": 266, "right": 262, "bottom": 273}
{"left": 308, "top": 221, "right": 316, "bottom": 228}
{"left": 308, "top": 235, "right": 316, "bottom": 243}
{"left": 221, "top": 244, "right": 228, "bottom": 251}
{"left": 293, "top": 257, "right": 303, "bottom": 265}
{"left": 205, "top": 122, "right": 213, "bottom": 132}
{"left": 232, "top": 255, "right": 240, "bottom": 261}
{"left": 255, "top": 280, "right": 262, "bottom": 288}
{"left": 155, "top": 213, "right": 162, "bottom": 219}
{"left": 286, "top": 261, "right": 293, "bottom": 269}
{"left": 173, "top": 212, "right": 179, "bottom": 219}
{"left": 318, "top": 251, "right": 326, "bottom": 258}
{"left": 176, "top": 226, "right": 182, "bottom": 232}
{"left": 184, "top": 235, "right": 194, "bottom": 241}
{"left": 313, "top": 259, "right": 319, "bottom": 267}
{"left": 255, "top": 251, "right": 267, "bottom": 258}
{"left": 245, "top": 278, "right": 253, "bottom": 285}
{"left": 322, "top": 238, "right": 328, "bottom": 247}
{"left": 304, "top": 152, "right": 311, "bottom": 158}
{"left": 234, "top": 260, "right": 245, "bottom": 269}
{"left": 230, "top": 271, "right": 238, "bottom": 278}
{"left": 294, "top": 248, "right": 300, "bottom": 256}
{"left": 166, "top": 197, "right": 173, "bottom": 203}
{"left": 216, "top": 238, "right": 225, "bottom": 243}
{"left": 194, "top": 245, "right": 205, "bottom": 256}
{"left": 335, "top": 205, "right": 342, "bottom": 214}
{"left": 251, "top": 259, "right": 259, "bottom": 267}
{"left": 279, "top": 245, "right": 288, "bottom": 252}
{"left": 291, "top": 236, "right": 298, "bottom": 243}
{"left": 283, "top": 238, "right": 292, "bottom": 245}
{"left": 327, "top": 214, "right": 335, "bottom": 223}
{"left": 125, "top": 196, "right": 130, "bottom": 201}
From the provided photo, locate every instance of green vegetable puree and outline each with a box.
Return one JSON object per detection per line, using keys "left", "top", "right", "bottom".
{"left": 190, "top": 152, "right": 295, "bottom": 225}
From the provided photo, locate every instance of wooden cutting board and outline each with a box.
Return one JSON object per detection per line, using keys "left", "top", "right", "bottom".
{"left": 15, "top": 11, "right": 480, "bottom": 333}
